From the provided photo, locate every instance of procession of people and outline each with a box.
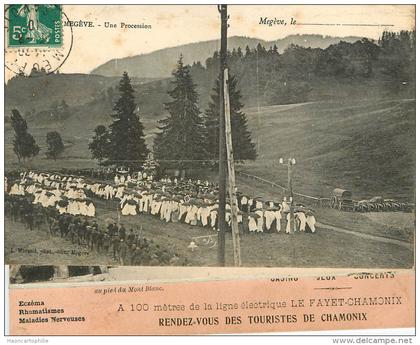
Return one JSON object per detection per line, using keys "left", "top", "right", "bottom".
{"left": 5, "top": 168, "right": 317, "bottom": 265}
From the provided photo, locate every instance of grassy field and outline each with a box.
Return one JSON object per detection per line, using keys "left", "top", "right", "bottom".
{"left": 235, "top": 175, "right": 415, "bottom": 243}
{"left": 5, "top": 197, "right": 414, "bottom": 268}
{"left": 242, "top": 98, "right": 415, "bottom": 201}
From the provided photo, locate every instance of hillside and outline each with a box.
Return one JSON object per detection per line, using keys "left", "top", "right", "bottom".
{"left": 240, "top": 98, "right": 415, "bottom": 201}
{"left": 5, "top": 97, "right": 415, "bottom": 201}
{"left": 5, "top": 32, "right": 415, "bottom": 200}
{"left": 5, "top": 73, "right": 165, "bottom": 118}
{"left": 91, "top": 34, "right": 362, "bottom": 79}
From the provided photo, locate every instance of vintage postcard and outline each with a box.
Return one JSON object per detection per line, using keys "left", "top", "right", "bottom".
{"left": 3, "top": 3, "right": 416, "bottom": 336}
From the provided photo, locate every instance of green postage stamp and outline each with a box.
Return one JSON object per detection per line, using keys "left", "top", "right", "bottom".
{"left": 7, "top": 4, "right": 62, "bottom": 48}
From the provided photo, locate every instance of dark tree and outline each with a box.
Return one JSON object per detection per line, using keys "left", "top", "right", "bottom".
{"left": 105, "top": 72, "right": 148, "bottom": 170}
{"left": 154, "top": 56, "right": 208, "bottom": 173}
{"left": 205, "top": 73, "right": 257, "bottom": 162}
{"left": 46, "top": 131, "right": 65, "bottom": 160}
{"left": 89, "top": 125, "right": 110, "bottom": 164}
{"left": 245, "top": 45, "right": 251, "bottom": 57}
{"left": 10, "top": 109, "right": 40, "bottom": 163}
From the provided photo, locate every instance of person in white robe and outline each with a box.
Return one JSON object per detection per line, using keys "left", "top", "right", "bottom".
{"left": 255, "top": 209, "right": 264, "bottom": 232}
{"left": 46, "top": 193, "right": 59, "bottom": 207}
{"left": 33, "top": 191, "right": 43, "bottom": 204}
{"left": 9, "top": 183, "right": 20, "bottom": 195}
{"left": 115, "top": 186, "right": 125, "bottom": 199}
{"left": 296, "top": 211, "right": 307, "bottom": 231}
{"left": 121, "top": 199, "right": 137, "bottom": 216}
{"left": 264, "top": 209, "right": 276, "bottom": 231}
{"left": 39, "top": 192, "right": 50, "bottom": 208}
{"left": 306, "top": 212, "right": 316, "bottom": 233}
{"left": 159, "top": 199, "right": 168, "bottom": 220}
{"left": 151, "top": 197, "right": 162, "bottom": 215}
{"left": 78, "top": 201, "right": 88, "bottom": 216}
{"left": 120, "top": 194, "right": 129, "bottom": 208}
{"left": 105, "top": 185, "right": 115, "bottom": 200}
{"left": 274, "top": 205, "right": 283, "bottom": 232}
{"left": 200, "top": 206, "right": 211, "bottom": 227}
{"left": 67, "top": 200, "right": 79, "bottom": 215}
{"left": 210, "top": 207, "right": 218, "bottom": 230}
{"left": 286, "top": 212, "right": 297, "bottom": 234}
{"left": 184, "top": 205, "right": 193, "bottom": 224}
{"left": 179, "top": 202, "right": 188, "bottom": 221}
{"left": 248, "top": 215, "right": 258, "bottom": 233}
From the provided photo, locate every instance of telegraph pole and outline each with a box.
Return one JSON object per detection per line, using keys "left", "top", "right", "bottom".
{"left": 217, "top": 4, "right": 228, "bottom": 266}
{"left": 224, "top": 68, "right": 242, "bottom": 266}
{"left": 280, "top": 157, "right": 296, "bottom": 233}
{"left": 287, "top": 159, "right": 295, "bottom": 232}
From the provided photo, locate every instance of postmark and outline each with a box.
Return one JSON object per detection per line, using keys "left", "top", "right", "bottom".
{"left": 5, "top": 5, "right": 73, "bottom": 77}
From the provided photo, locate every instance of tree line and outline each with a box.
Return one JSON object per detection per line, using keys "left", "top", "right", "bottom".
{"left": 88, "top": 56, "right": 257, "bottom": 174}
{"left": 190, "top": 30, "right": 415, "bottom": 106}
{"left": 10, "top": 57, "right": 257, "bottom": 173}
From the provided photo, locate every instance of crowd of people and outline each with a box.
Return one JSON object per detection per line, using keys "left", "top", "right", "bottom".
{"left": 110, "top": 176, "right": 317, "bottom": 235}
{"left": 5, "top": 170, "right": 187, "bottom": 266}
{"left": 5, "top": 194, "right": 185, "bottom": 266}
{"left": 7, "top": 169, "right": 317, "bottom": 238}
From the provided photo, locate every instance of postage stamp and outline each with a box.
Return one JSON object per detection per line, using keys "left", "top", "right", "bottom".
{"left": 7, "top": 4, "right": 62, "bottom": 48}
{"left": 4, "top": 4, "right": 72, "bottom": 77}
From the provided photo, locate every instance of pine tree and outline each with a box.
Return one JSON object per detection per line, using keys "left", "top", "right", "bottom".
{"left": 46, "top": 131, "right": 65, "bottom": 160}
{"left": 89, "top": 125, "right": 111, "bottom": 165}
{"left": 106, "top": 72, "right": 148, "bottom": 170}
{"left": 154, "top": 56, "right": 208, "bottom": 174}
{"left": 245, "top": 45, "right": 251, "bottom": 57}
{"left": 10, "top": 109, "right": 40, "bottom": 164}
{"left": 205, "top": 73, "right": 257, "bottom": 162}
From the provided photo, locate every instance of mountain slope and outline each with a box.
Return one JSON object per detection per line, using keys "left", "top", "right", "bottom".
{"left": 5, "top": 73, "right": 163, "bottom": 117}
{"left": 91, "top": 34, "right": 362, "bottom": 79}
{"left": 241, "top": 98, "right": 415, "bottom": 201}
{"left": 5, "top": 97, "right": 415, "bottom": 201}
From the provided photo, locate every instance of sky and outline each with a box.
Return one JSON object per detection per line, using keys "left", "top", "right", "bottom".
{"left": 6, "top": 4, "right": 416, "bottom": 77}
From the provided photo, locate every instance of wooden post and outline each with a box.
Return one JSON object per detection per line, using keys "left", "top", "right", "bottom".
{"left": 288, "top": 160, "right": 295, "bottom": 232}
{"left": 224, "top": 68, "right": 242, "bottom": 267}
{"left": 217, "top": 4, "right": 228, "bottom": 266}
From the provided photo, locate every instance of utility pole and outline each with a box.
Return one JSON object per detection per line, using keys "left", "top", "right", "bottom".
{"left": 280, "top": 157, "right": 296, "bottom": 233}
{"left": 224, "top": 68, "right": 241, "bottom": 266}
{"left": 217, "top": 4, "right": 228, "bottom": 266}
{"left": 287, "top": 159, "right": 295, "bottom": 232}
